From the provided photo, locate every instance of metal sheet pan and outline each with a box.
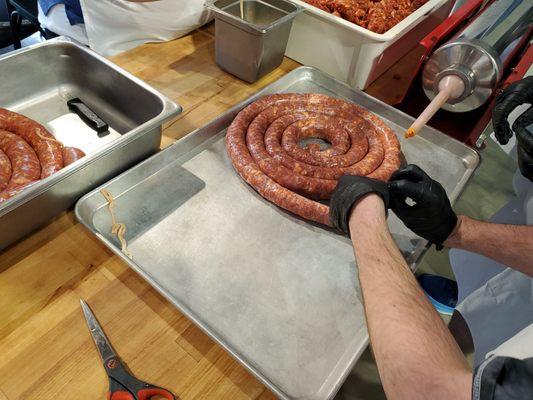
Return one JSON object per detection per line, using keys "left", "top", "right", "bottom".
{"left": 76, "top": 67, "right": 479, "bottom": 400}
{"left": 0, "top": 37, "right": 181, "bottom": 250}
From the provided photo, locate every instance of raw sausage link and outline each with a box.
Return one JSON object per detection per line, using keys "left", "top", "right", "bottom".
{"left": 0, "top": 181, "right": 37, "bottom": 203}
{"left": 0, "top": 130, "right": 40, "bottom": 187}
{"left": 0, "top": 109, "right": 86, "bottom": 203}
{"left": 62, "top": 147, "right": 86, "bottom": 166}
{"left": 226, "top": 93, "right": 401, "bottom": 226}
{"left": 0, "top": 108, "right": 63, "bottom": 178}
{"left": 0, "top": 130, "right": 41, "bottom": 203}
{"left": 0, "top": 149, "right": 11, "bottom": 191}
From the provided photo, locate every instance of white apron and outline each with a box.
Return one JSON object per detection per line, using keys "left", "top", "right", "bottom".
{"left": 79, "top": 0, "right": 212, "bottom": 57}
{"left": 450, "top": 110, "right": 533, "bottom": 366}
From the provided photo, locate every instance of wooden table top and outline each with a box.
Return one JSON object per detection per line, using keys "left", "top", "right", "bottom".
{"left": 0, "top": 26, "right": 299, "bottom": 400}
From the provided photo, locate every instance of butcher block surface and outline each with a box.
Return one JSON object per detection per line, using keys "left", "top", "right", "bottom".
{"left": 0, "top": 25, "right": 298, "bottom": 400}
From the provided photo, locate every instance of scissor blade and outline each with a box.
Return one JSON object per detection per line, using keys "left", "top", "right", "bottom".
{"left": 80, "top": 299, "right": 117, "bottom": 362}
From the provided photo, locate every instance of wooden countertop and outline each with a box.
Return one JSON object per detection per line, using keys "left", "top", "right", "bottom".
{"left": 0, "top": 26, "right": 299, "bottom": 400}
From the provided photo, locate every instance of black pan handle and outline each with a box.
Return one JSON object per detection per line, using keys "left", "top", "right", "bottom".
{"left": 67, "top": 98, "right": 109, "bottom": 136}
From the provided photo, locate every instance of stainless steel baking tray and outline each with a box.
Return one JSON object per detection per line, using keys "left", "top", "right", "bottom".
{"left": 76, "top": 67, "right": 479, "bottom": 400}
{"left": 0, "top": 37, "right": 181, "bottom": 250}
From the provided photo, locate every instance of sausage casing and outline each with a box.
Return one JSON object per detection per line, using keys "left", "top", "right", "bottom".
{"left": 62, "top": 147, "right": 86, "bottom": 166}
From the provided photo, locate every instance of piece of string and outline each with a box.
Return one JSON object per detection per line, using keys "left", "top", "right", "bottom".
{"left": 100, "top": 188, "right": 133, "bottom": 259}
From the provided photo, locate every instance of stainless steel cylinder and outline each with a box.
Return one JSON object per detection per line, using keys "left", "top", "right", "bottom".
{"left": 423, "top": 0, "right": 532, "bottom": 112}
{"left": 207, "top": 0, "right": 301, "bottom": 83}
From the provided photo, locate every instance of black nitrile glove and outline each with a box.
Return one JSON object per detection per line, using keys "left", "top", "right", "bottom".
{"left": 388, "top": 165, "right": 457, "bottom": 247}
{"left": 329, "top": 175, "right": 389, "bottom": 235}
{"left": 514, "top": 107, "right": 533, "bottom": 181}
{"left": 493, "top": 77, "right": 533, "bottom": 181}
{"left": 493, "top": 76, "right": 533, "bottom": 145}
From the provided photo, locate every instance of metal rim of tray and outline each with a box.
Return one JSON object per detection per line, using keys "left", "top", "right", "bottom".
{"left": 0, "top": 36, "right": 182, "bottom": 217}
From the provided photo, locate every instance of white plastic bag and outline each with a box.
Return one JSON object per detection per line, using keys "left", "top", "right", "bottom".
{"left": 79, "top": 0, "right": 212, "bottom": 57}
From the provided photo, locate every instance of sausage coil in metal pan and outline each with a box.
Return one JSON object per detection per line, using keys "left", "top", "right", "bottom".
{"left": 0, "top": 108, "right": 64, "bottom": 178}
{"left": 226, "top": 93, "right": 402, "bottom": 226}
{"left": 0, "top": 108, "right": 86, "bottom": 203}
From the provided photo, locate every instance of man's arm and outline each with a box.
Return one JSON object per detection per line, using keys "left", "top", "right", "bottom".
{"left": 445, "top": 216, "right": 533, "bottom": 277}
{"left": 388, "top": 165, "right": 533, "bottom": 275}
{"left": 350, "top": 195, "right": 472, "bottom": 400}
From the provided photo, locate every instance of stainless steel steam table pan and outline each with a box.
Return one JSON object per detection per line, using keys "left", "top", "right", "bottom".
{"left": 75, "top": 67, "right": 479, "bottom": 400}
{"left": 0, "top": 37, "right": 181, "bottom": 250}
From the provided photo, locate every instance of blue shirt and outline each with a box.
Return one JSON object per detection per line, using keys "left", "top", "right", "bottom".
{"left": 39, "top": 0, "right": 84, "bottom": 25}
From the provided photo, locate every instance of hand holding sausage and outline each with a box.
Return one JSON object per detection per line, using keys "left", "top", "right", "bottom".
{"left": 329, "top": 175, "right": 389, "bottom": 235}
{"left": 388, "top": 164, "right": 457, "bottom": 247}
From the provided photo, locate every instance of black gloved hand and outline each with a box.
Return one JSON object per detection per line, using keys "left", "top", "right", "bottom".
{"left": 492, "top": 77, "right": 533, "bottom": 181}
{"left": 388, "top": 165, "right": 457, "bottom": 247}
{"left": 493, "top": 76, "right": 533, "bottom": 145}
{"left": 514, "top": 107, "right": 533, "bottom": 181}
{"left": 329, "top": 175, "right": 389, "bottom": 235}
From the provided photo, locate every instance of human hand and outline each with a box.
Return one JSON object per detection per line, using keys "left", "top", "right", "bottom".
{"left": 493, "top": 76, "right": 533, "bottom": 145}
{"left": 388, "top": 165, "right": 457, "bottom": 246}
{"left": 513, "top": 107, "right": 533, "bottom": 181}
{"left": 493, "top": 77, "right": 533, "bottom": 181}
{"left": 329, "top": 175, "right": 389, "bottom": 235}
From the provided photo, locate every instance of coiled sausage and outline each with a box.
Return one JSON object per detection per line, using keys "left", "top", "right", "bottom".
{"left": 0, "top": 108, "right": 63, "bottom": 178}
{"left": 0, "top": 130, "right": 40, "bottom": 187}
{"left": 0, "top": 109, "right": 85, "bottom": 203}
{"left": 226, "top": 93, "right": 401, "bottom": 226}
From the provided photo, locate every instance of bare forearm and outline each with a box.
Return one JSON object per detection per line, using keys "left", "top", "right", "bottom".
{"left": 445, "top": 215, "right": 533, "bottom": 276}
{"left": 350, "top": 197, "right": 472, "bottom": 400}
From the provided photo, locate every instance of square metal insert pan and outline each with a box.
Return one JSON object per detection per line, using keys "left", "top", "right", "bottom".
{"left": 0, "top": 37, "right": 181, "bottom": 250}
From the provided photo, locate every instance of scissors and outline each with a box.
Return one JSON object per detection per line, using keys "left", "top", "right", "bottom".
{"left": 80, "top": 299, "right": 175, "bottom": 400}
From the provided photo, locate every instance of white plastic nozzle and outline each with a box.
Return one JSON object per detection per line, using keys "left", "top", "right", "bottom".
{"left": 406, "top": 75, "right": 465, "bottom": 138}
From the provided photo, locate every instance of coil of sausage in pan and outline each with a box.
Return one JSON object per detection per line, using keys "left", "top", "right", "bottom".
{"left": 0, "top": 108, "right": 86, "bottom": 203}
{"left": 226, "top": 93, "right": 402, "bottom": 226}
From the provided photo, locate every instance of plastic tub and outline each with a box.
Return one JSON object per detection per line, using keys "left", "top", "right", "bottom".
{"left": 286, "top": 0, "right": 455, "bottom": 89}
